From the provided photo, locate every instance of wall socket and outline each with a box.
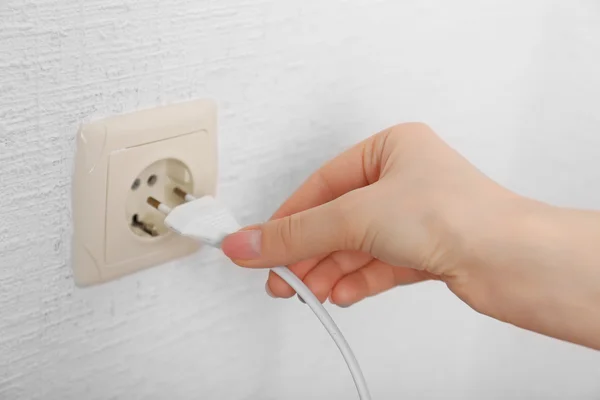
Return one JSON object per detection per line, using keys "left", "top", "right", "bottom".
{"left": 71, "top": 100, "right": 217, "bottom": 287}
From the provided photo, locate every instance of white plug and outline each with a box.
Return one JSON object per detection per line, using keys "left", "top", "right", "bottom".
{"left": 147, "top": 190, "right": 372, "bottom": 400}
{"left": 153, "top": 195, "right": 240, "bottom": 247}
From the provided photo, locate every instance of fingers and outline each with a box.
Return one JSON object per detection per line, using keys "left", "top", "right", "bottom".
{"left": 330, "top": 261, "right": 430, "bottom": 307}
{"left": 267, "top": 254, "right": 431, "bottom": 305}
{"left": 300, "top": 251, "right": 372, "bottom": 302}
{"left": 222, "top": 129, "right": 392, "bottom": 267}
{"left": 265, "top": 255, "right": 327, "bottom": 298}
{"left": 221, "top": 191, "right": 368, "bottom": 268}
{"left": 252, "top": 131, "right": 390, "bottom": 293}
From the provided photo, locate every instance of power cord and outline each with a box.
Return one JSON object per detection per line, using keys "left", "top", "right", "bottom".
{"left": 148, "top": 190, "right": 372, "bottom": 400}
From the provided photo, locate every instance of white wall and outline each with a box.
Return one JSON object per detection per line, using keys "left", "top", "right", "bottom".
{"left": 1, "top": 0, "right": 599, "bottom": 399}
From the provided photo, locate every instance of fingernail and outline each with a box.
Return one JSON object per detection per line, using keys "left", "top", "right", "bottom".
{"left": 221, "top": 230, "right": 262, "bottom": 259}
{"left": 265, "top": 282, "right": 276, "bottom": 298}
{"left": 297, "top": 294, "right": 305, "bottom": 304}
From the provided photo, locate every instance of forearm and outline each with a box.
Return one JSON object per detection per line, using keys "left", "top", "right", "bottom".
{"left": 467, "top": 200, "right": 600, "bottom": 350}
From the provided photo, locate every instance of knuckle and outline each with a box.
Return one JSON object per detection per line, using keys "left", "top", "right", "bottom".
{"left": 382, "top": 122, "right": 440, "bottom": 163}
{"left": 391, "top": 121, "right": 432, "bottom": 134}
{"left": 361, "top": 225, "right": 382, "bottom": 255}
{"left": 332, "top": 195, "right": 366, "bottom": 250}
{"left": 276, "top": 214, "right": 303, "bottom": 254}
{"left": 387, "top": 122, "right": 435, "bottom": 144}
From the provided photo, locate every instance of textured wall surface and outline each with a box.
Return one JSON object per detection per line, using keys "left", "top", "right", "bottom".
{"left": 1, "top": 0, "right": 600, "bottom": 399}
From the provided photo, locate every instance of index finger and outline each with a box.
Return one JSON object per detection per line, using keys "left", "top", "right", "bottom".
{"left": 265, "top": 129, "right": 390, "bottom": 298}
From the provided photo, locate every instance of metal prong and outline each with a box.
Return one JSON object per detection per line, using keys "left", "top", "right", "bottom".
{"left": 173, "top": 187, "right": 196, "bottom": 202}
{"left": 173, "top": 187, "right": 187, "bottom": 200}
{"left": 147, "top": 197, "right": 160, "bottom": 209}
{"left": 147, "top": 197, "right": 172, "bottom": 215}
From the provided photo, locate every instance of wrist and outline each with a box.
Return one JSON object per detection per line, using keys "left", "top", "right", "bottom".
{"left": 461, "top": 197, "right": 600, "bottom": 349}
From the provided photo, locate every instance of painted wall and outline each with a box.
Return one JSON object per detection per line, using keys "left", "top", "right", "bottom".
{"left": 1, "top": 0, "right": 599, "bottom": 398}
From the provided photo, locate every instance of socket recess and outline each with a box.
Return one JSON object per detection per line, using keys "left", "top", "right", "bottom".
{"left": 71, "top": 100, "right": 217, "bottom": 286}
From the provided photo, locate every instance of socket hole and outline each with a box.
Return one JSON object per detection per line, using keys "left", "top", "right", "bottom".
{"left": 131, "top": 214, "right": 158, "bottom": 237}
{"left": 131, "top": 178, "right": 141, "bottom": 191}
{"left": 126, "top": 158, "right": 192, "bottom": 238}
{"left": 147, "top": 174, "right": 158, "bottom": 186}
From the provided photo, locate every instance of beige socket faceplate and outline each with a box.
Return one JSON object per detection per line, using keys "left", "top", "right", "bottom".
{"left": 71, "top": 100, "right": 217, "bottom": 286}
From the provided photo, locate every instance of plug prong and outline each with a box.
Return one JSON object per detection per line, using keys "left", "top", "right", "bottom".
{"left": 147, "top": 197, "right": 172, "bottom": 215}
{"left": 173, "top": 187, "right": 197, "bottom": 202}
{"left": 173, "top": 187, "right": 187, "bottom": 200}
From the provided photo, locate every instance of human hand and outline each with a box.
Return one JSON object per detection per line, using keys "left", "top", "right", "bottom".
{"left": 221, "top": 123, "right": 526, "bottom": 310}
{"left": 221, "top": 123, "right": 600, "bottom": 350}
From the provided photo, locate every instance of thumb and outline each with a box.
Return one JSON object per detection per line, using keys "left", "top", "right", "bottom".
{"left": 221, "top": 197, "right": 363, "bottom": 268}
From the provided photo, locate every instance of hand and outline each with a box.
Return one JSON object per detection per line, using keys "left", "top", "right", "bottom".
{"left": 221, "top": 123, "right": 523, "bottom": 309}
{"left": 222, "top": 122, "right": 600, "bottom": 350}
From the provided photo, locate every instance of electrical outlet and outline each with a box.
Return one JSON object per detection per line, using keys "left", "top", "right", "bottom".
{"left": 71, "top": 100, "right": 217, "bottom": 286}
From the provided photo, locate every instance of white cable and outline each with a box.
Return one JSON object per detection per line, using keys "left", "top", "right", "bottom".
{"left": 270, "top": 265, "right": 371, "bottom": 399}
{"left": 154, "top": 194, "right": 372, "bottom": 400}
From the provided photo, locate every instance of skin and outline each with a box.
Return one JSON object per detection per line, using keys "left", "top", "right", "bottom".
{"left": 221, "top": 123, "right": 600, "bottom": 350}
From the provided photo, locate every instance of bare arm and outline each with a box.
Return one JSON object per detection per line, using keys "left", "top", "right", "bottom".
{"left": 465, "top": 202, "right": 600, "bottom": 349}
